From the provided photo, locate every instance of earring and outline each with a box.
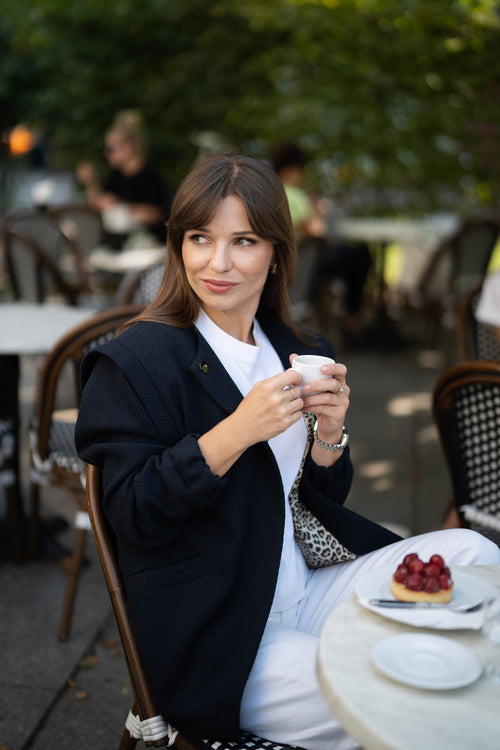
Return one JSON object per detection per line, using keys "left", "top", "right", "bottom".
{"left": 269, "top": 263, "right": 277, "bottom": 275}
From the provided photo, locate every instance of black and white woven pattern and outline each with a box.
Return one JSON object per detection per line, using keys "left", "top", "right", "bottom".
{"left": 201, "top": 732, "right": 303, "bottom": 750}
{"left": 455, "top": 380, "right": 500, "bottom": 539}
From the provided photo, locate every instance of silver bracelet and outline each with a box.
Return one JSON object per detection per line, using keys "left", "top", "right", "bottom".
{"left": 313, "top": 421, "right": 349, "bottom": 451}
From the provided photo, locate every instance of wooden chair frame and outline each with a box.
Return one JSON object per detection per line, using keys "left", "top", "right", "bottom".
{"left": 29, "top": 305, "right": 143, "bottom": 640}
{"left": 87, "top": 464, "right": 306, "bottom": 750}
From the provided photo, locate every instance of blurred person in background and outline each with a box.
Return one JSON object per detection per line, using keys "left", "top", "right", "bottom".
{"left": 76, "top": 110, "right": 169, "bottom": 248}
{"left": 271, "top": 143, "right": 372, "bottom": 348}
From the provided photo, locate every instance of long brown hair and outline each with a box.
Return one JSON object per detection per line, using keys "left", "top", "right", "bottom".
{"left": 127, "top": 153, "right": 308, "bottom": 337}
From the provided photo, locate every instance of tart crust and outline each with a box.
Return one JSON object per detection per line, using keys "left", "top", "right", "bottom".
{"left": 391, "top": 578, "right": 454, "bottom": 603}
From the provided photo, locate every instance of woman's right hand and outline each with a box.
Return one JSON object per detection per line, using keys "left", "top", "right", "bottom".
{"left": 233, "top": 369, "right": 304, "bottom": 446}
{"left": 198, "top": 369, "right": 303, "bottom": 477}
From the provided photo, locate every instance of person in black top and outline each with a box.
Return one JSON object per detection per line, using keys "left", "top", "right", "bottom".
{"left": 76, "top": 110, "right": 168, "bottom": 246}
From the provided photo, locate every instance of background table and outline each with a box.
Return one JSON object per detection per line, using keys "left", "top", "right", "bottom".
{"left": 0, "top": 302, "right": 96, "bottom": 355}
{"left": 317, "top": 565, "right": 500, "bottom": 750}
{"left": 0, "top": 303, "right": 96, "bottom": 558}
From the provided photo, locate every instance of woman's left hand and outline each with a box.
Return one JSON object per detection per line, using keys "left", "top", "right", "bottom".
{"left": 289, "top": 353, "right": 350, "bottom": 464}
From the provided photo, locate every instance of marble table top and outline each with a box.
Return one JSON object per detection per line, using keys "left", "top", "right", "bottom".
{"left": 317, "top": 565, "right": 500, "bottom": 750}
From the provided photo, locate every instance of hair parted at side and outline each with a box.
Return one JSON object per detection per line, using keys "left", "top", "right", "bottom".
{"left": 125, "top": 153, "right": 313, "bottom": 341}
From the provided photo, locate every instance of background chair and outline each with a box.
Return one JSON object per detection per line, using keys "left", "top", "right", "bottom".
{"left": 413, "top": 214, "right": 500, "bottom": 345}
{"left": 48, "top": 203, "right": 104, "bottom": 258}
{"left": 3, "top": 228, "right": 83, "bottom": 304}
{"left": 87, "top": 464, "right": 306, "bottom": 750}
{"left": 456, "top": 281, "right": 500, "bottom": 362}
{"left": 2, "top": 207, "right": 91, "bottom": 302}
{"left": 433, "top": 361, "right": 500, "bottom": 544}
{"left": 29, "top": 304, "right": 143, "bottom": 641}
{"left": 118, "top": 260, "right": 165, "bottom": 306}
{"left": 49, "top": 203, "right": 104, "bottom": 291}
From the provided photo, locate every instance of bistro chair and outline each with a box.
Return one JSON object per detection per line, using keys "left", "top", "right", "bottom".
{"left": 28, "top": 304, "right": 143, "bottom": 641}
{"left": 3, "top": 228, "right": 83, "bottom": 305}
{"left": 48, "top": 203, "right": 104, "bottom": 291}
{"left": 456, "top": 281, "right": 500, "bottom": 362}
{"left": 414, "top": 214, "right": 500, "bottom": 345}
{"left": 4, "top": 207, "right": 93, "bottom": 293}
{"left": 433, "top": 360, "right": 500, "bottom": 544}
{"left": 48, "top": 203, "right": 103, "bottom": 258}
{"left": 118, "top": 260, "right": 165, "bottom": 305}
{"left": 87, "top": 464, "right": 307, "bottom": 750}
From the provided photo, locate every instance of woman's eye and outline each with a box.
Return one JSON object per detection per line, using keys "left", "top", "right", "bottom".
{"left": 235, "top": 237, "right": 256, "bottom": 247}
{"left": 189, "top": 233, "right": 209, "bottom": 245}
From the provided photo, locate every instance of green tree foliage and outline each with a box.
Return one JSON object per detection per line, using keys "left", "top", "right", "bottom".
{"left": 1, "top": 0, "right": 499, "bottom": 211}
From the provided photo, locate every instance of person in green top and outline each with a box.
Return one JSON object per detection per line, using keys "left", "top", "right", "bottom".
{"left": 271, "top": 142, "right": 372, "bottom": 347}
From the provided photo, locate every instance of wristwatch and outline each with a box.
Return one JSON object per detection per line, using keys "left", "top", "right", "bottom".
{"left": 313, "top": 421, "right": 349, "bottom": 451}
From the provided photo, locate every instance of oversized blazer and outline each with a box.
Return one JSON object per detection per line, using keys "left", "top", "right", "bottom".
{"left": 75, "top": 312, "right": 400, "bottom": 741}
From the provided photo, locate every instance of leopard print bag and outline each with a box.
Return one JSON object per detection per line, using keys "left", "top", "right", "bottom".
{"left": 288, "top": 413, "right": 358, "bottom": 568}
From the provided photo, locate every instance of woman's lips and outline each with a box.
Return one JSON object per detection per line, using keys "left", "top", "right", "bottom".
{"left": 201, "top": 279, "right": 239, "bottom": 293}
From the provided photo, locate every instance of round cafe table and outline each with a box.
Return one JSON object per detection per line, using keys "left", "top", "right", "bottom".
{"left": 0, "top": 302, "right": 96, "bottom": 561}
{"left": 317, "top": 565, "right": 500, "bottom": 750}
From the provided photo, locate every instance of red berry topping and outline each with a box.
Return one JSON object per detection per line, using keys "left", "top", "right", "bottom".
{"left": 429, "top": 554, "right": 445, "bottom": 568}
{"left": 424, "top": 577, "right": 440, "bottom": 593}
{"left": 394, "top": 564, "right": 409, "bottom": 583}
{"left": 395, "top": 553, "right": 452, "bottom": 594}
{"left": 423, "top": 563, "right": 441, "bottom": 579}
{"left": 438, "top": 573, "right": 452, "bottom": 590}
{"left": 408, "top": 557, "right": 425, "bottom": 574}
{"left": 406, "top": 573, "right": 424, "bottom": 590}
{"left": 403, "top": 553, "right": 419, "bottom": 567}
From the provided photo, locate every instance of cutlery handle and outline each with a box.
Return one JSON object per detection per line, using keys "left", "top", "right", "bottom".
{"left": 368, "top": 598, "right": 439, "bottom": 609}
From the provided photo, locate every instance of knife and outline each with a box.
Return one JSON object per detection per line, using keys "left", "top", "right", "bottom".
{"left": 368, "top": 599, "right": 451, "bottom": 609}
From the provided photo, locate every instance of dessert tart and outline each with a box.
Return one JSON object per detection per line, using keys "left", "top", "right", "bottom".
{"left": 391, "top": 553, "right": 454, "bottom": 603}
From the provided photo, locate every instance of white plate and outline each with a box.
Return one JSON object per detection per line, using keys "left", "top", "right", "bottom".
{"left": 356, "top": 566, "right": 498, "bottom": 629}
{"left": 372, "top": 633, "right": 482, "bottom": 689}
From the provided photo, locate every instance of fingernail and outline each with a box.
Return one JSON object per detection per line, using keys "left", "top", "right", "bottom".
{"left": 302, "top": 384, "right": 310, "bottom": 393}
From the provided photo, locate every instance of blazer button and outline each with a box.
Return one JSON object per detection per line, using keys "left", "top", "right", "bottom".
{"left": 199, "top": 361, "right": 209, "bottom": 374}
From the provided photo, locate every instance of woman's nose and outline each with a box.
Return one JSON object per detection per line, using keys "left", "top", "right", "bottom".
{"left": 209, "top": 243, "right": 232, "bottom": 272}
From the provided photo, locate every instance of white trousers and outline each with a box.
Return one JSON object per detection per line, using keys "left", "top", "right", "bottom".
{"left": 240, "top": 528, "right": 500, "bottom": 750}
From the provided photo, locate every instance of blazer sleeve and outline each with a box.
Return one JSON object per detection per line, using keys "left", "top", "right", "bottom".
{"left": 75, "top": 352, "right": 230, "bottom": 547}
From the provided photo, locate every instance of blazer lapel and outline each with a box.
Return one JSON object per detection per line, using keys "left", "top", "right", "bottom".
{"left": 188, "top": 333, "right": 243, "bottom": 415}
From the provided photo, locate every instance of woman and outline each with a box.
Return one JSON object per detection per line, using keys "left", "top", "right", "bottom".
{"left": 75, "top": 154, "right": 500, "bottom": 750}
{"left": 76, "top": 110, "right": 168, "bottom": 246}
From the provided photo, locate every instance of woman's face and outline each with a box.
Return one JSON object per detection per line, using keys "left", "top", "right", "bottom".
{"left": 182, "top": 195, "right": 274, "bottom": 339}
{"left": 104, "top": 134, "right": 134, "bottom": 168}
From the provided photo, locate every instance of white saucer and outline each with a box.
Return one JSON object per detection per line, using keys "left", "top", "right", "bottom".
{"left": 372, "top": 633, "right": 482, "bottom": 690}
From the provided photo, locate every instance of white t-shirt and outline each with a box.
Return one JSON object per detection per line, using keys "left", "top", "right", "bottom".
{"left": 195, "top": 309, "right": 309, "bottom": 613}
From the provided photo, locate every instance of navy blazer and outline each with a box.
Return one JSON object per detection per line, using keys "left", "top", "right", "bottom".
{"left": 75, "top": 313, "right": 399, "bottom": 741}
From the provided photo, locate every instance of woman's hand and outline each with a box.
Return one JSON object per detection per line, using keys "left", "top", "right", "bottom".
{"left": 198, "top": 369, "right": 304, "bottom": 477}
{"left": 233, "top": 369, "right": 304, "bottom": 445}
{"left": 289, "top": 353, "right": 350, "bottom": 467}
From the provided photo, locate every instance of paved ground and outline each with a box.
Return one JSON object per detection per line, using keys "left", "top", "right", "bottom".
{"left": 0, "top": 310, "right": 460, "bottom": 750}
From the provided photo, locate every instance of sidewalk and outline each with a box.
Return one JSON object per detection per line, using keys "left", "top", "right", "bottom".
{"left": 0, "top": 322, "right": 458, "bottom": 750}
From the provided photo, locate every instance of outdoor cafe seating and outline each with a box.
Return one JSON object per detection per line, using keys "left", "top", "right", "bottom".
{"left": 2, "top": 207, "right": 94, "bottom": 302}
{"left": 406, "top": 214, "right": 500, "bottom": 346}
{"left": 433, "top": 360, "right": 500, "bottom": 546}
{"left": 28, "top": 304, "right": 142, "bottom": 640}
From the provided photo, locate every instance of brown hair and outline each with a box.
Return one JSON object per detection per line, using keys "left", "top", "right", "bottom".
{"left": 127, "top": 153, "right": 310, "bottom": 339}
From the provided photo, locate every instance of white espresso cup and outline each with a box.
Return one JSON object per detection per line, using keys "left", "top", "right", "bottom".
{"left": 292, "top": 354, "right": 335, "bottom": 393}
